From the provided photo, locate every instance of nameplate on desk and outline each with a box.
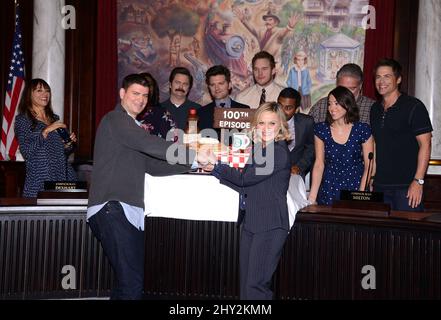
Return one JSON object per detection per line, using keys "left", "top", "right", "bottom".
{"left": 340, "top": 190, "right": 384, "bottom": 202}
{"left": 213, "top": 108, "right": 256, "bottom": 129}
{"left": 44, "top": 181, "right": 87, "bottom": 192}
{"left": 333, "top": 190, "right": 390, "bottom": 216}
{"left": 37, "top": 190, "right": 88, "bottom": 206}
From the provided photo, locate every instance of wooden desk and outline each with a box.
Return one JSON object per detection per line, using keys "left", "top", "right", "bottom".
{"left": 144, "top": 206, "right": 441, "bottom": 300}
{"left": 0, "top": 161, "right": 25, "bottom": 197}
{"left": 0, "top": 204, "right": 112, "bottom": 299}
{"left": 1, "top": 202, "right": 440, "bottom": 299}
{"left": 281, "top": 206, "right": 441, "bottom": 299}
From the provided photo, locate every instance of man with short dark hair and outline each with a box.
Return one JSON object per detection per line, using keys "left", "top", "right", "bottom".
{"left": 235, "top": 51, "right": 284, "bottom": 109}
{"left": 198, "top": 65, "right": 249, "bottom": 131}
{"left": 371, "top": 58, "right": 433, "bottom": 211}
{"left": 278, "top": 88, "right": 314, "bottom": 179}
{"left": 87, "top": 74, "right": 197, "bottom": 299}
{"left": 160, "top": 67, "right": 201, "bottom": 130}
{"left": 309, "top": 63, "right": 374, "bottom": 124}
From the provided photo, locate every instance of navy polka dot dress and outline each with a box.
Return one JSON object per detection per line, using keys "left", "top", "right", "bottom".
{"left": 314, "top": 121, "right": 371, "bottom": 205}
{"left": 15, "top": 114, "right": 77, "bottom": 197}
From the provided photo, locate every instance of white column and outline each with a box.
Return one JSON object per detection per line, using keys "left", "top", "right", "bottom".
{"left": 32, "top": 0, "right": 65, "bottom": 121}
{"left": 415, "top": 0, "right": 441, "bottom": 174}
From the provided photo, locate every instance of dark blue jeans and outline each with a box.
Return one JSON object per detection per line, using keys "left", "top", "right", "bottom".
{"left": 374, "top": 186, "right": 424, "bottom": 212}
{"left": 88, "top": 201, "right": 145, "bottom": 299}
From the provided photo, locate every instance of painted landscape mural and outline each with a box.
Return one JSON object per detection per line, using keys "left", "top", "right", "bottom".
{"left": 118, "top": 0, "right": 369, "bottom": 110}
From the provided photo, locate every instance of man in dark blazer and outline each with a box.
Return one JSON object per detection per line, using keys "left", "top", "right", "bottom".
{"left": 198, "top": 65, "right": 249, "bottom": 138}
{"left": 278, "top": 88, "right": 314, "bottom": 179}
{"left": 87, "top": 74, "right": 198, "bottom": 300}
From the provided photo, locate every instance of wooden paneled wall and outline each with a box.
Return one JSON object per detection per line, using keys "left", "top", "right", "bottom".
{"left": 0, "top": 211, "right": 112, "bottom": 299}
{"left": 64, "top": 0, "right": 97, "bottom": 161}
{"left": 3, "top": 209, "right": 440, "bottom": 300}
{"left": 393, "top": 0, "right": 419, "bottom": 96}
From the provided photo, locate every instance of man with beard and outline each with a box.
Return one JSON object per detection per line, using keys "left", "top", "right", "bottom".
{"left": 160, "top": 67, "right": 201, "bottom": 130}
{"left": 235, "top": 51, "right": 284, "bottom": 109}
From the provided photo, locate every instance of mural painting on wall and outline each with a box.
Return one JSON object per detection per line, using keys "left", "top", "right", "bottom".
{"left": 117, "top": 0, "right": 368, "bottom": 111}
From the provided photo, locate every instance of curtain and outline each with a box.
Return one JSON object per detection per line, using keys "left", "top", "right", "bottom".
{"left": 95, "top": 0, "right": 117, "bottom": 129}
{"left": 363, "top": 0, "right": 397, "bottom": 99}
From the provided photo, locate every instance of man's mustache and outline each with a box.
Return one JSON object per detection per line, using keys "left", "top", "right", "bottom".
{"left": 175, "top": 88, "right": 185, "bottom": 93}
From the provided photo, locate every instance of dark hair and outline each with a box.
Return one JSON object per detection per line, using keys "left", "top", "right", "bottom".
{"left": 139, "top": 72, "right": 159, "bottom": 107}
{"left": 336, "top": 63, "right": 363, "bottom": 83}
{"left": 278, "top": 87, "right": 301, "bottom": 107}
{"left": 169, "top": 67, "right": 193, "bottom": 95}
{"left": 121, "top": 73, "right": 149, "bottom": 90}
{"left": 374, "top": 58, "right": 402, "bottom": 79}
{"left": 205, "top": 65, "right": 231, "bottom": 85}
{"left": 326, "top": 86, "right": 359, "bottom": 125}
{"left": 17, "top": 78, "right": 56, "bottom": 129}
{"left": 252, "top": 51, "right": 276, "bottom": 70}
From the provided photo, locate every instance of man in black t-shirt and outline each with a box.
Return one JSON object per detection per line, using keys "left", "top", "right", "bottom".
{"left": 370, "top": 59, "right": 433, "bottom": 211}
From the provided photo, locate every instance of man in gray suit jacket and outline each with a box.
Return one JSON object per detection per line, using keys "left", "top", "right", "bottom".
{"left": 278, "top": 88, "right": 314, "bottom": 179}
{"left": 87, "top": 74, "right": 196, "bottom": 299}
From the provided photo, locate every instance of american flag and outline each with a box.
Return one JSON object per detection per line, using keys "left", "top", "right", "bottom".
{"left": 0, "top": 6, "right": 25, "bottom": 161}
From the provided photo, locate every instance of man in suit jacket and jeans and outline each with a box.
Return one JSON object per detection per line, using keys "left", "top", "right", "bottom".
{"left": 87, "top": 74, "right": 196, "bottom": 299}
{"left": 278, "top": 88, "right": 314, "bottom": 179}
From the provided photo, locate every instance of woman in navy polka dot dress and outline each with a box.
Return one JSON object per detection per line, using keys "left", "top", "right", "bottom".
{"left": 308, "top": 86, "right": 374, "bottom": 205}
{"left": 15, "top": 79, "right": 77, "bottom": 197}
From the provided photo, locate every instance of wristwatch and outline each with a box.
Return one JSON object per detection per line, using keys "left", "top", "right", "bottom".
{"left": 414, "top": 178, "right": 425, "bottom": 185}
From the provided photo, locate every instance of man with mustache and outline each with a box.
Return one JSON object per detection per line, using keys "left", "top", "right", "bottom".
{"left": 160, "top": 67, "right": 201, "bottom": 130}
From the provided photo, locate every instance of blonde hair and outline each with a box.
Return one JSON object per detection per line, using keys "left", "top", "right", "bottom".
{"left": 251, "top": 102, "right": 291, "bottom": 143}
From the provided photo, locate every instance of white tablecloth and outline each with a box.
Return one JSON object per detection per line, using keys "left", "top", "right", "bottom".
{"left": 144, "top": 174, "right": 239, "bottom": 222}
{"left": 144, "top": 173, "right": 308, "bottom": 228}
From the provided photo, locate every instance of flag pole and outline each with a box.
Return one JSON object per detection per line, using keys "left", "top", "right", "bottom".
{"left": 14, "top": 0, "right": 18, "bottom": 16}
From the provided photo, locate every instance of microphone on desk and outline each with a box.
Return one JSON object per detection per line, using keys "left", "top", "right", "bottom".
{"left": 364, "top": 152, "right": 374, "bottom": 192}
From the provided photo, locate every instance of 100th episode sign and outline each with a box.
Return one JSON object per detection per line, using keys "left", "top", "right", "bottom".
{"left": 213, "top": 108, "right": 256, "bottom": 129}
